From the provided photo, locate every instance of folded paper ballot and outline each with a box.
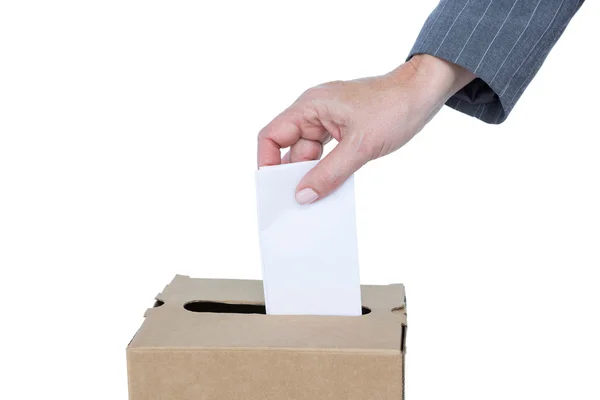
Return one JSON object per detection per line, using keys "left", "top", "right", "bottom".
{"left": 255, "top": 160, "right": 362, "bottom": 316}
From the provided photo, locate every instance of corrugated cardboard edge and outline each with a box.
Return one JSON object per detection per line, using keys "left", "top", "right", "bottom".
{"left": 127, "top": 347, "right": 400, "bottom": 355}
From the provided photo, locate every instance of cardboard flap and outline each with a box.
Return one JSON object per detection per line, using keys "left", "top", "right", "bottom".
{"left": 156, "top": 274, "right": 405, "bottom": 312}
{"left": 132, "top": 275, "right": 407, "bottom": 353}
{"left": 156, "top": 275, "right": 266, "bottom": 305}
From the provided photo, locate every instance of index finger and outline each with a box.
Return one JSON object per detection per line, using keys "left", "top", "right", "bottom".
{"left": 257, "top": 111, "right": 302, "bottom": 168}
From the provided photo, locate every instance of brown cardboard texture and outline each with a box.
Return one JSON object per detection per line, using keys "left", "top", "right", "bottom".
{"left": 127, "top": 275, "right": 407, "bottom": 399}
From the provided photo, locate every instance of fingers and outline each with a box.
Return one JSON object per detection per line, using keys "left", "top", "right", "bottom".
{"left": 257, "top": 113, "right": 302, "bottom": 167}
{"left": 258, "top": 106, "right": 329, "bottom": 168}
{"left": 291, "top": 138, "right": 323, "bottom": 162}
{"left": 295, "top": 133, "right": 369, "bottom": 204}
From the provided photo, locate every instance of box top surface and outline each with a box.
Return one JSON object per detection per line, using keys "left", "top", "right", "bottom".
{"left": 129, "top": 275, "right": 406, "bottom": 353}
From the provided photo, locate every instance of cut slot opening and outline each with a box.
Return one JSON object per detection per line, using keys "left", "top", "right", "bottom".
{"left": 183, "top": 301, "right": 372, "bottom": 316}
{"left": 184, "top": 301, "right": 266, "bottom": 314}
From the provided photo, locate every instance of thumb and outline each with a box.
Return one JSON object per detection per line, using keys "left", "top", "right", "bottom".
{"left": 295, "top": 135, "right": 369, "bottom": 205}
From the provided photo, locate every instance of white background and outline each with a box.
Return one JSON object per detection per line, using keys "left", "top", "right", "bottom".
{"left": 1, "top": 1, "right": 598, "bottom": 399}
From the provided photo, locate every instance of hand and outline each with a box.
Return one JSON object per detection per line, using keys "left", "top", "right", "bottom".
{"left": 257, "top": 54, "right": 475, "bottom": 204}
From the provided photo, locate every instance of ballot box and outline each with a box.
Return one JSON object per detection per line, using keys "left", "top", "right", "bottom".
{"left": 126, "top": 275, "right": 408, "bottom": 400}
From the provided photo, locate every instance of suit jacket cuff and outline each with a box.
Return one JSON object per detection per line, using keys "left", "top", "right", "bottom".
{"left": 408, "top": 0, "right": 584, "bottom": 124}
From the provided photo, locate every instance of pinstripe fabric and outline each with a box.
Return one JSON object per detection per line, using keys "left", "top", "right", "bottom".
{"left": 408, "top": 0, "right": 585, "bottom": 124}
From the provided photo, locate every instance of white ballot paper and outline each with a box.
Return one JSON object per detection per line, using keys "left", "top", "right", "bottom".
{"left": 255, "top": 160, "right": 362, "bottom": 316}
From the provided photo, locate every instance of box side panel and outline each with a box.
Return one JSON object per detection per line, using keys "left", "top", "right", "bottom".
{"left": 127, "top": 349, "right": 403, "bottom": 400}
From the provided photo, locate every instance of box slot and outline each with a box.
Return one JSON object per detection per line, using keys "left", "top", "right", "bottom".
{"left": 183, "top": 301, "right": 372, "bottom": 315}
{"left": 184, "top": 301, "right": 267, "bottom": 314}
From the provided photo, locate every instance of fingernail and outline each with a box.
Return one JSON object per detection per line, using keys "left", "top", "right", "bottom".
{"left": 295, "top": 188, "right": 319, "bottom": 205}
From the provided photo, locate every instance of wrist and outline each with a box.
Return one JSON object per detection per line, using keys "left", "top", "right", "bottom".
{"left": 398, "top": 54, "right": 476, "bottom": 107}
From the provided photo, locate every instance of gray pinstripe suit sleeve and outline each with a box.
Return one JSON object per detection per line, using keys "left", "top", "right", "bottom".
{"left": 408, "top": 0, "right": 585, "bottom": 124}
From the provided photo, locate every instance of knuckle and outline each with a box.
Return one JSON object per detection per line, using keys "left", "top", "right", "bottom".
{"left": 257, "top": 126, "right": 270, "bottom": 140}
{"left": 301, "top": 86, "right": 322, "bottom": 99}
{"left": 303, "top": 80, "right": 344, "bottom": 98}
{"left": 318, "top": 80, "right": 344, "bottom": 89}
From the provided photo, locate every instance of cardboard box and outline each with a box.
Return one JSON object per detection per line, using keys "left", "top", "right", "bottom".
{"left": 127, "top": 275, "right": 407, "bottom": 399}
